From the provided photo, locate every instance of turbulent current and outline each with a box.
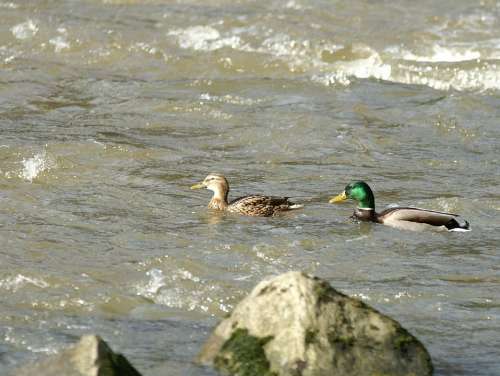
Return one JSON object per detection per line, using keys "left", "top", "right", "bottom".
{"left": 0, "top": 1, "right": 499, "bottom": 375}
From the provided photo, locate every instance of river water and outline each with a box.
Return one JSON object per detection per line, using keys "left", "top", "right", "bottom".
{"left": 0, "top": 1, "right": 499, "bottom": 375}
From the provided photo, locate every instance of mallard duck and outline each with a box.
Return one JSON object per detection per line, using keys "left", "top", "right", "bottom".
{"left": 191, "top": 173, "right": 303, "bottom": 216}
{"left": 330, "top": 181, "right": 470, "bottom": 231}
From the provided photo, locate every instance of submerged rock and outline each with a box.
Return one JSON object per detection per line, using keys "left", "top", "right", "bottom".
{"left": 14, "top": 334, "right": 142, "bottom": 376}
{"left": 198, "top": 271, "right": 433, "bottom": 376}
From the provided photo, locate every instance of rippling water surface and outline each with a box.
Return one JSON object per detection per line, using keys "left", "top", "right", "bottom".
{"left": 1, "top": 1, "right": 499, "bottom": 375}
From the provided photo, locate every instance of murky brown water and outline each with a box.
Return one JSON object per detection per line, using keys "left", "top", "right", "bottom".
{"left": 1, "top": 1, "right": 499, "bottom": 375}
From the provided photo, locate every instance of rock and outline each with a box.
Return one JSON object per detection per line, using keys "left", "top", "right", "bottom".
{"left": 198, "top": 271, "right": 433, "bottom": 376}
{"left": 14, "top": 334, "right": 142, "bottom": 376}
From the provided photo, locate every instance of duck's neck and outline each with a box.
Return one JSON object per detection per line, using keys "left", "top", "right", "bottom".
{"left": 353, "top": 207, "right": 377, "bottom": 222}
{"left": 357, "top": 192, "right": 375, "bottom": 210}
{"left": 350, "top": 182, "right": 377, "bottom": 221}
{"left": 354, "top": 194, "right": 377, "bottom": 222}
{"left": 208, "top": 188, "right": 229, "bottom": 211}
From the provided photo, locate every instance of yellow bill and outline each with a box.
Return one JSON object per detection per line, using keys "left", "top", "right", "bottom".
{"left": 190, "top": 182, "right": 205, "bottom": 190}
{"left": 329, "top": 191, "right": 347, "bottom": 203}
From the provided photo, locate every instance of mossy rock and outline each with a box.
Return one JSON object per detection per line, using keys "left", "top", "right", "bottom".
{"left": 305, "top": 329, "right": 318, "bottom": 346}
{"left": 198, "top": 271, "right": 433, "bottom": 376}
{"left": 214, "top": 328, "right": 277, "bottom": 376}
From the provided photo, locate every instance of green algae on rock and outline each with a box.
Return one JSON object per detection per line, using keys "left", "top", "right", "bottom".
{"left": 198, "top": 271, "right": 433, "bottom": 376}
{"left": 214, "top": 328, "right": 276, "bottom": 376}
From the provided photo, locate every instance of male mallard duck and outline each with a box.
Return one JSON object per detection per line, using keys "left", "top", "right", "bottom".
{"left": 191, "top": 173, "right": 303, "bottom": 217}
{"left": 330, "top": 181, "right": 470, "bottom": 231}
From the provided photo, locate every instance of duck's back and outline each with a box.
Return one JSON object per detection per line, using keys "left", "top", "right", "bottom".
{"left": 228, "top": 195, "right": 297, "bottom": 216}
{"left": 379, "top": 206, "right": 470, "bottom": 231}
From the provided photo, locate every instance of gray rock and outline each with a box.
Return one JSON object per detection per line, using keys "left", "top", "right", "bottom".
{"left": 198, "top": 271, "right": 433, "bottom": 376}
{"left": 14, "top": 334, "right": 142, "bottom": 376}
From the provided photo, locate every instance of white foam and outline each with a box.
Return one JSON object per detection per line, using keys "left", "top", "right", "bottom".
{"left": 168, "top": 25, "right": 242, "bottom": 51}
{"left": 169, "top": 24, "right": 500, "bottom": 92}
{"left": 398, "top": 44, "right": 481, "bottom": 63}
{"left": 352, "top": 292, "right": 371, "bottom": 301}
{"left": 199, "top": 93, "right": 262, "bottom": 106}
{"left": 172, "top": 269, "right": 201, "bottom": 283}
{"left": 338, "top": 52, "right": 391, "bottom": 80}
{"left": 381, "top": 43, "right": 500, "bottom": 91}
{"left": 285, "top": 0, "right": 304, "bottom": 10}
{"left": 262, "top": 34, "right": 303, "bottom": 57}
{"left": 0, "top": 2, "right": 18, "bottom": 8}
{"left": 11, "top": 19, "right": 38, "bottom": 40}
{"left": 128, "top": 42, "right": 165, "bottom": 59}
{"left": 20, "top": 151, "right": 52, "bottom": 182}
{"left": 135, "top": 268, "right": 228, "bottom": 314}
{"left": 394, "top": 291, "right": 412, "bottom": 299}
{"left": 311, "top": 72, "right": 352, "bottom": 86}
{"left": 312, "top": 46, "right": 391, "bottom": 87}
{"left": 169, "top": 25, "right": 219, "bottom": 49}
{"left": 0, "top": 45, "right": 19, "bottom": 64}
{"left": 49, "top": 36, "right": 70, "bottom": 53}
{"left": 136, "top": 268, "right": 166, "bottom": 298}
{"left": 312, "top": 41, "right": 500, "bottom": 92}
{"left": 0, "top": 274, "right": 49, "bottom": 292}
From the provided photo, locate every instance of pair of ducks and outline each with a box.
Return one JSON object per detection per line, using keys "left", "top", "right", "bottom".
{"left": 191, "top": 173, "right": 470, "bottom": 232}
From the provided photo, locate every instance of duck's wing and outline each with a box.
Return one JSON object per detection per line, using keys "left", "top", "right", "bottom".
{"left": 378, "top": 206, "right": 470, "bottom": 231}
{"left": 228, "top": 195, "right": 299, "bottom": 216}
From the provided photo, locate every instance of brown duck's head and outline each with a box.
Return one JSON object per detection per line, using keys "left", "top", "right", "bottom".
{"left": 191, "top": 173, "right": 229, "bottom": 198}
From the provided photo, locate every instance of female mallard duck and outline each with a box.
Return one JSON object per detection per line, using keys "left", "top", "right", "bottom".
{"left": 330, "top": 181, "right": 470, "bottom": 231}
{"left": 191, "top": 173, "right": 303, "bottom": 216}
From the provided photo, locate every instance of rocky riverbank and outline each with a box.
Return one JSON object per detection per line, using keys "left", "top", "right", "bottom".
{"left": 12, "top": 272, "right": 432, "bottom": 376}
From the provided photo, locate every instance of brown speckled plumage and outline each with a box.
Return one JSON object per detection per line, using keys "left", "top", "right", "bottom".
{"left": 191, "top": 173, "right": 302, "bottom": 217}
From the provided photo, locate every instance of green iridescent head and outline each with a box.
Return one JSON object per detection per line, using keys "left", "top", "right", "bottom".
{"left": 329, "top": 181, "right": 375, "bottom": 209}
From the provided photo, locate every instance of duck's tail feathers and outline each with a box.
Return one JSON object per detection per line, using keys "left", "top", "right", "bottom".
{"left": 289, "top": 204, "right": 304, "bottom": 210}
{"left": 448, "top": 218, "right": 471, "bottom": 232}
